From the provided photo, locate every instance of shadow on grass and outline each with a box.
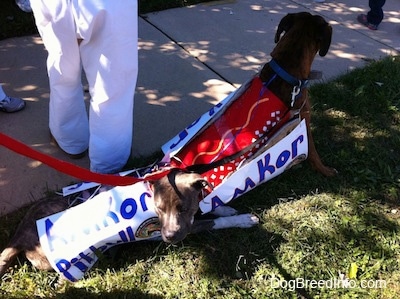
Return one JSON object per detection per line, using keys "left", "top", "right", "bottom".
{"left": 308, "top": 57, "right": 400, "bottom": 203}
{"left": 4, "top": 289, "right": 163, "bottom": 299}
{"left": 127, "top": 56, "right": 399, "bottom": 296}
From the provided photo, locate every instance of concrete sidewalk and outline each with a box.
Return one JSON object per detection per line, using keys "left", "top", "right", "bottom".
{"left": 0, "top": 0, "right": 399, "bottom": 216}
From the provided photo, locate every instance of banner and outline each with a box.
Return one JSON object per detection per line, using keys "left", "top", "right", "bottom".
{"left": 36, "top": 119, "right": 307, "bottom": 282}
{"left": 37, "top": 182, "right": 160, "bottom": 282}
{"left": 168, "top": 77, "right": 292, "bottom": 188}
{"left": 161, "top": 78, "right": 253, "bottom": 156}
{"left": 199, "top": 118, "right": 308, "bottom": 213}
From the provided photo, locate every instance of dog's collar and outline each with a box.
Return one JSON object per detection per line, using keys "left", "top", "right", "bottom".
{"left": 268, "top": 59, "right": 310, "bottom": 107}
{"left": 268, "top": 59, "right": 310, "bottom": 89}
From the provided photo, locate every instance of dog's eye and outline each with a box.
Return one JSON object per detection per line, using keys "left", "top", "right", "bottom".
{"left": 177, "top": 205, "right": 188, "bottom": 213}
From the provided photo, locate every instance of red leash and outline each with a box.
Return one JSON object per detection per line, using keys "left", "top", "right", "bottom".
{"left": 0, "top": 133, "right": 170, "bottom": 186}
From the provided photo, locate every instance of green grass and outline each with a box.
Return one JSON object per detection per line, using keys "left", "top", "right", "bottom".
{"left": 1, "top": 1, "right": 400, "bottom": 298}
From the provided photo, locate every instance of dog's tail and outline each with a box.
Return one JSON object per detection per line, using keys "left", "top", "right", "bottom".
{"left": 0, "top": 246, "right": 20, "bottom": 277}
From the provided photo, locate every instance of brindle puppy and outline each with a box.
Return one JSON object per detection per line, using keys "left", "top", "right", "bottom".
{"left": 149, "top": 170, "right": 207, "bottom": 243}
{"left": 0, "top": 180, "right": 257, "bottom": 276}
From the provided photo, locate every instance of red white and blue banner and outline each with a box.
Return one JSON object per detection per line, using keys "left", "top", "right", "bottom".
{"left": 36, "top": 76, "right": 308, "bottom": 281}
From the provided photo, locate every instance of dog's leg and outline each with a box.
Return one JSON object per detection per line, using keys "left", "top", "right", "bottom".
{"left": 0, "top": 247, "right": 20, "bottom": 277}
{"left": 212, "top": 214, "right": 259, "bottom": 230}
{"left": 301, "top": 98, "right": 338, "bottom": 177}
{"left": 190, "top": 214, "right": 259, "bottom": 235}
{"left": 25, "top": 247, "right": 53, "bottom": 271}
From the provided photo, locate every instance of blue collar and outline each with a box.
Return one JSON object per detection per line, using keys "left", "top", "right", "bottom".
{"left": 268, "top": 59, "right": 309, "bottom": 89}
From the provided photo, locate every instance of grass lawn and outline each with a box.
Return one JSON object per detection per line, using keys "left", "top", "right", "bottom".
{"left": 1, "top": 1, "right": 400, "bottom": 298}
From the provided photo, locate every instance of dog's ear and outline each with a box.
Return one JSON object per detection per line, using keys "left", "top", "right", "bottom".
{"left": 147, "top": 180, "right": 155, "bottom": 192}
{"left": 317, "top": 19, "right": 332, "bottom": 56}
{"left": 318, "top": 25, "right": 332, "bottom": 56}
{"left": 275, "top": 13, "right": 296, "bottom": 43}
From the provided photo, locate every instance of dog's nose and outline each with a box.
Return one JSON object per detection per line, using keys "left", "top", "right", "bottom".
{"left": 163, "top": 230, "right": 177, "bottom": 242}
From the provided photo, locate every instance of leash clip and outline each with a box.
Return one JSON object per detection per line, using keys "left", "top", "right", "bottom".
{"left": 291, "top": 82, "right": 301, "bottom": 107}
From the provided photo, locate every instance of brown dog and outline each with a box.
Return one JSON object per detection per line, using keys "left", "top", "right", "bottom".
{"left": 260, "top": 11, "right": 337, "bottom": 177}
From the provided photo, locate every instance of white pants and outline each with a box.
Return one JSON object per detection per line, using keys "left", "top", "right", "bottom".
{"left": 31, "top": 0, "right": 138, "bottom": 173}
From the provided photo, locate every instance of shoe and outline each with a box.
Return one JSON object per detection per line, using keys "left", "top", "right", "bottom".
{"left": 50, "top": 132, "right": 87, "bottom": 159}
{"left": 0, "top": 96, "right": 26, "bottom": 112}
{"left": 357, "top": 14, "right": 378, "bottom": 30}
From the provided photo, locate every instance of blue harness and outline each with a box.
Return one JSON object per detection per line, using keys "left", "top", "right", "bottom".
{"left": 268, "top": 59, "right": 309, "bottom": 107}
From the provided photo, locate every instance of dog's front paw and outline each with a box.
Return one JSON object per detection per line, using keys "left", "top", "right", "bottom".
{"left": 235, "top": 213, "right": 260, "bottom": 228}
{"left": 319, "top": 166, "right": 338, "bottom": 177}
{"left": 309, "top": 159, "right": 338, "bottom": 177}
{"left": 212, "top": 213, "right": 259, "bottom": 230}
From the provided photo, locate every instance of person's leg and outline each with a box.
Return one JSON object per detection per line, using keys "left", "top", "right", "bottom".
{"left": 75, "top": 0, "right": 138, "bottom": 173}
{"left": 367, "top": 0, "right": 386, "bottom": 25}
{"left": 30, "top": 0, "right": 89, "bottom": 155}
